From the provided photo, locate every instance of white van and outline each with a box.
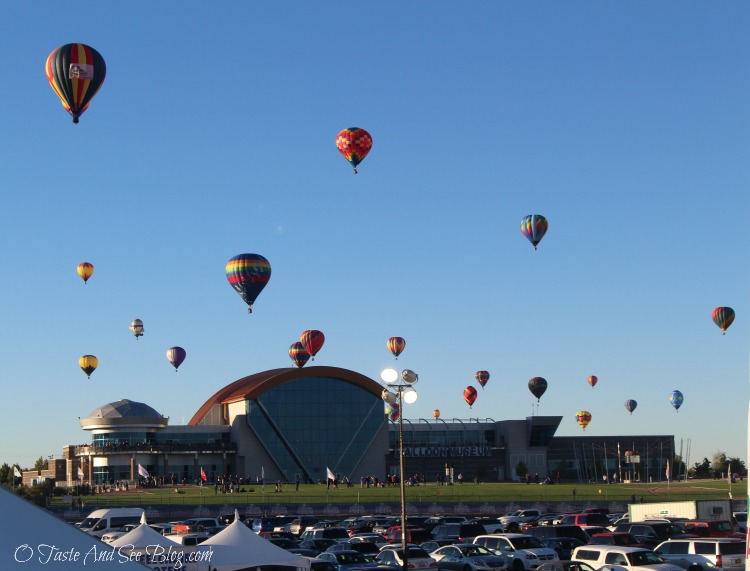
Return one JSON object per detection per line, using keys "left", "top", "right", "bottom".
{"left": 79, "top": 508, "right": 145, "bottom": 538}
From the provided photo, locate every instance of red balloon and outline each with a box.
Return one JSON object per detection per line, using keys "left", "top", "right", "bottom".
{"left": 387, "top": 337, "right": 406, "bottom": 359}
{"left": 300, "top": 330, "right": 325, "bottom": 360}
{"left": 464, "top": 386, "right": 478, "bottom": 408}
{"left": 587, "top": 375, "right": 598, "bottom": 388}
{"left": 475, "top": 371, "right": 490, "bottom": 389}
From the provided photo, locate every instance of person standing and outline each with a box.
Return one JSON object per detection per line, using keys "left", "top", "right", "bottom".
{"left": 295, "top": 474, "right": 300, "bottom": 491}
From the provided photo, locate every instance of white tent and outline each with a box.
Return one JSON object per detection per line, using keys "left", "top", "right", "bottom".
{"left": 110, "top": 514, "right": 185, "bottom": 569}
{"left": 189, "top": 510, "right": 311, "bottom": 571}
{"left": 0, "top": 487, "right": 148, "bottom": 569}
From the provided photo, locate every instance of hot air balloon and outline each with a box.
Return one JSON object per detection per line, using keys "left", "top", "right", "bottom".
{"left": 476, "top": 371, "right": 490, "bottom": 389}
{"left": 669, "top": 390, "right": 684, "bottom": 412}
{"left": 385, "top": 402, "right": 400, "bottom": 422}
{"left": 528, "top": 377, "right": 548, "bottom": 401}
{"left": 712, "top": 307, "right": 735, "bottom": 335}
{"left": 520, "top": 215, "right": 548, "bottom": 251}
{"left": 289, "top": 342, "right": 310, "bottom": 368}
{"left": 625, "top": 399, "right": 638, "bottom": 414}
{"left": 575, "top": 411, "right": 592, "bottom": 430}
{"left": 464, "top": 386, "right": 478, "bottom": 408}
{"left": 77, "top": 262, "right": 94, "bottom": 284}
{"left": 300, "top": 330, "right": 325, "bottom": 360}
{"left": 225, "top": 254, "right": 271, "bottom": 313}
{"left": 336, "top": 128, "right": 372, "bottom": 173}
{"left": 587, "top": 375, "right": 598, "bottom": 388}
{"left": 45, "top": 44, "right": 106, "bottom": 124}
{"left": 79, "top": 355, "right": 98, "bottom": 378}
{"left": 129, "top": 319, "right": 144, "bottom": 339}
{"left": 433, "top": 409, "right": 440, "bottom": 421}
{"left": 387, "top": 337, "right": 406, "bottom": 359}
{"left": 166, "top": 347, "right": 186, "bottom": 372}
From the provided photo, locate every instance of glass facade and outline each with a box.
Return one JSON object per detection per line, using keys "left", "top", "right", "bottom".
{"left": 246, "top": 376, "right": 383, "bottom": 482}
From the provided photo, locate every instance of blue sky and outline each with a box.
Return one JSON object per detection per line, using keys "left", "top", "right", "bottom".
{"left": 1, "top": 2, "right": 748, "bottom": 470}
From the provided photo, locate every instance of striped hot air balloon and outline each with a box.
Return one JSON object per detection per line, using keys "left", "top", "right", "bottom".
{"left": 45, "top": 43, "right": 106, "bottom": 123}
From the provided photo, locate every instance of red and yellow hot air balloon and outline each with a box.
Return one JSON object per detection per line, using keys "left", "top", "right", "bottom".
{"left": 77, "top": 262, "right": 94, "bottom": 284}
{"left": 587, "top": 375, "right": 598, "bottom": 388}
{"left": 712, "top": 307, "right": 735, "bottom": 335}
{"left": 387, "top": 337, "right": 406, "bottom": 360}
{"left": 475, "top": 371, "right": 490, "bottom": 389}
{"left": 300, "top": 330, "right": 325, "bottom": 360}
{"left": 575, "top": 411, "right": 592, "bottom": 430}
{"left": 336, "top": 128, "right": 372, "bottom": 173}
{"left": 289, "top": 342, "right": 310, "bottom": 368}
{"left": 45, "top": 43, "right": 106, "bottom": 124}
{"left": 464, "top": 386, "right": 478, "bottom": 408}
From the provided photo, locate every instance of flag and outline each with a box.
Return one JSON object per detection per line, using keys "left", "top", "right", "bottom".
{"left": 201, "top": 467, "right": 207, "bottom": 481}
{"left": 261, "top": 466, "right": 264, "bottom": 480}
{"left": 728, "top": 466, "right": 732, "bottom": 482}
{"left": 138, "top": 464, "right": 149, "bottom": 478}
{"left": 665, "top": 461, "right": 670, "bottom": 481}
{"left": 13, "top": 467, "right": 21, "bottom": 478}
{"left": 326, "top": 466, "right": 335, "bottom": 481}
{"left": 77, "top": 467, "right": 84, "bottom": 480}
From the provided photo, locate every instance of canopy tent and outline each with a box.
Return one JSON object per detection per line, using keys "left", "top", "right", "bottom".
{"left": 189, "top": 510, "right": 311, "bottom": 571}
{"left": 110, "top": 514, "right": 184, "bottom": 569}
{"left": 0, "top": 487, "right": 148, "bottom": 569}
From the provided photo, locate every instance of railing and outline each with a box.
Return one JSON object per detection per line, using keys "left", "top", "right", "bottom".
{"left": 75, "top": 442, "right": 237, "bottom": 455}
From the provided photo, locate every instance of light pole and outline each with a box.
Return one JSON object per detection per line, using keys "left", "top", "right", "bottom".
{"left": 381, "top": 368, "right": 419, "bottom": 571}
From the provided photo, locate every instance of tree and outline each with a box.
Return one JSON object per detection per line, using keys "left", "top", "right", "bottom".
{"left": 32, "top": 456, "right": 48, "bottom": 472}
{"left": 712, "top": 451, "right": 727, "bottom": 477}
{"left": 690, "top": 458, "right": 712, "bottom": 479}
{"left": 727, "top": 457, "right": 746, "bottom": 477}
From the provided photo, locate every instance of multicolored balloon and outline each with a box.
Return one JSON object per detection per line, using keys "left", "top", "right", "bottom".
{"left": 528, "top": 377, "right": 548, "bottom": 401}
{"left": 433, "top": 409, "right": 440, "bottom": 421}
{"left": 587, "top": 375, "right": 598, "bottom": 388}
{"left": 387, "top": 337, "right": 406, "bottom": 360}
{"left": 45, "top": 43, "right": 106, "bottom": 124}
{"left": 385, "top": 402, "right": 400, "bottom": 422}
{"left": 226, "top": 254, "right": 271, "bottom": 313}
{"left": 475, "top": 371, "right": 490, "bottom": 389}
{"left": 575, "top": 411, "right": 592, "bottom": 430}
{"left": 129, "top": 319, "right": 144, "bottom": 339}
{"left": 300, "top": 330, "right": 325, "bottom": 360}
{"left": 77, "top": 262, "right": 94, "bottom": 284}
{"left": 336, "top": 128, "right": 372, "bottom": 174}
{"left": 166, "top": 346, "right": 186, "bottom": 372}
{"left": 288, "top": 342, "right": 310, "bottom": 368}
{"left": 520, "top": 215, "right": 548, "bottom": 251}
{"left": 625, "top": 399, "right": 638, "bottom": 414}
{"left": 79, "top": 355, "right": 98, "bottom": 379}
{"left": 669, "top": 390, "right": 684, "bottom": 412}
{"left": 464, "top": 386, "right": 478, "bottom": 408}
{"left": 712, "top": 307, "right": 735, "bottom": 335}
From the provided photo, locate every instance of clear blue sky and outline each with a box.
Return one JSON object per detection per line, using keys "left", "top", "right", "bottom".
{"left": 1, "top": 2, "right": 748, "bottom": 470}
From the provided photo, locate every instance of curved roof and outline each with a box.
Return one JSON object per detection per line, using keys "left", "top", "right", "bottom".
{"left": 189, "top": 366, "right": 382, "bottom": 425}
{"left": 80, "top": 399, "right": 168, "bottom": 431}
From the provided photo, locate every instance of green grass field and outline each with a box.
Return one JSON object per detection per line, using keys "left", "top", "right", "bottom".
{"left": 49, "top": 479, "right": 745, "bottom": 513}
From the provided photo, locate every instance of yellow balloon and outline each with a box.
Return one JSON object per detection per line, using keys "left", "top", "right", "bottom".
{"left": 79, "top": 355, "right": 98, "bottom": 378}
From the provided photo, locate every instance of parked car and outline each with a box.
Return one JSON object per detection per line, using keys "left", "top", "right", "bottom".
{"left": 540, "top": 538, "right": 585, "bottom": 561}
{"left": 558, "top": 514, "right": 611, "bottom": 527}
{"left": 473, "top": 534, "right": 558, "bottom": 571}
{"left": 349, "top": 533, "right": 388, "bottom": 548}
{"left": 536, "top": 562, "right": 597, "bottom": 571}
{"left": 526, "top": 526, "right": 589, "bottom": 545}
{"left": 430, "top": 543, "right": 509, "bottom": 571}
{"left": 732, "top": 512, "right": 746, "bottom": 532}
{"left": 653, "top": 538, "right": 746, "bottom": 571}
{"left": 376, "top": 546, "right": 438, "bottom": 570}
{"left": 421, "top": 539, "right": 461, "bottom": 553}
{"left": 571, "top": 546, "right": 683, "bottom": 571}
{"left": 682, "top": 521, "right": 740, "bottom": 538}
{"left": 327, "top": 541, "right": 380, "bottom": 560}
{"left": 100, "top": 523, "right": 140, "bottom": 544}
{"left": 316, "top": 550, "right": 378, "bottom": 571}
{"left": 588, "top": 533, "right": 650, "bottom": 549}
{"left": 432, "top": 523, "right": 488, "bottom": 542}
{"left": 612, "top": 522, "right": 696, "bottom": 547}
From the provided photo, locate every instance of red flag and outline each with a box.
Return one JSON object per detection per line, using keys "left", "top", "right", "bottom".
{"left": 201, "top": 467, "right": 207, "bottom": 481}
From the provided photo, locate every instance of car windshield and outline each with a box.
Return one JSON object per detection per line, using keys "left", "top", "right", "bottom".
{"left": 511, "top": 537, "right": 544, "bottom": 549}
{"left": 80, "top": 517, "right": 99, "bottom": 528}
{"left": 337, "top": 553, "right": 367, "bottom": 564}
{"left": 629, "top": 551, "right": 664, "bottom": 566}
{"left": 460, "top": 545, "right": 492, "bottom": 557}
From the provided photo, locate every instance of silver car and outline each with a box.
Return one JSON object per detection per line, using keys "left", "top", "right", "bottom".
{"left": 431, "top": 543, "right": 509, "bottom": 571}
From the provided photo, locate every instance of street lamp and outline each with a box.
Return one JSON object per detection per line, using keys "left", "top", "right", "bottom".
{"left": 381, "top": 367, "right": 419, "bottom": 571}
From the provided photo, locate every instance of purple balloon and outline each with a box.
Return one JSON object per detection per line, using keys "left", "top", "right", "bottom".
{"left": 166, "top": 346, "right": 186, "bottom": 371}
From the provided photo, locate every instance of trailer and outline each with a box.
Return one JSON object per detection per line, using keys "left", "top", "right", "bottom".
{"left": 629, "top": 500, "right": 733, "bottom": 522}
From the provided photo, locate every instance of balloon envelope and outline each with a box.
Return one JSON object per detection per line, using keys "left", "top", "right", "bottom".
{"left": 288, "top": 342, "right": 310, "bottom": 368}
{"left": 625, "top": 399, "right": 638, "bottom": 414}
{"left": 129, "top": 319, "right": 144, "bottom": 339}
{"left": 300, "top": 330, "right": 325, "bottom": 360}
{"left": 576, "top": 411, "right": 592, "bottom": 430}
{"left": 45, "top": 43, "right": 106, "bottom": 123}
{"left": 79, "top": 355, "right": 98, "bottom": 378}
{"left": 166, "top": 347, "right": 186, "bottom": 371}
{"left": 464, "top": 386, "right": 478, "bottom": 408}
{"left": 669, "top": 390, "right": 684, "bottom": 412}
{"left": 528, "top": 377, "right": 548, "bottom": 401}
{"left": 712, "top": 307, "right": 735, "bottom": 334}
{"left": 520, "top": 215, "right": 548, "bottom": 250}
{"left": 226, "top": 254, "right": 271, "bottom": 313}
{"left": 77, "top": 262, "right": 94, "bottom": 283}
{"left": 475, "top": 371, "right": 490, "bottom": 389}
{"left": 387, "top": 337, "right": 406, "bottom": 359}
{"left": 433, "top": 409, "right": 440, "bottom": 420}
{"left": 587, "top": 375, "right": 598, "bottom": 388}
{"left": 336, "top": 128, "right": 373, "bottom": 173}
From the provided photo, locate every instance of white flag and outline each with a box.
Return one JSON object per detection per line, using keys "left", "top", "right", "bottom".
{"left": 138, "top": 464, "right": 149, "bottom": 478}
{"left": 728, "top": 466, "right": 732, "bottom": 482}
{"left": 77, "top": 467, "right": 84, "bottom": 480}
{"left": 261, "top": 466, "right": 264, "bottom": 480}
{"left": 13, "top": 466, "right": 21, "bottom": 478}
{"left": 326, "top": 467, "right": 335, "bottom": 481}
{"left": 665, "top": 461, "right": 670, "bottom": 481}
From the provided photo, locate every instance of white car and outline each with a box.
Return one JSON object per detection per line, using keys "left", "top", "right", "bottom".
{"left": 100, "top": 524, "right": 139, "bottom": 544}
{"left": 572, "top": 545, "right": 684, "bottom": 571}
{"left": 473, "top": 534, "right": 558, "bottom": 571}
{"left": 376, "top": 546, "right": 437, "bottom": 570}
